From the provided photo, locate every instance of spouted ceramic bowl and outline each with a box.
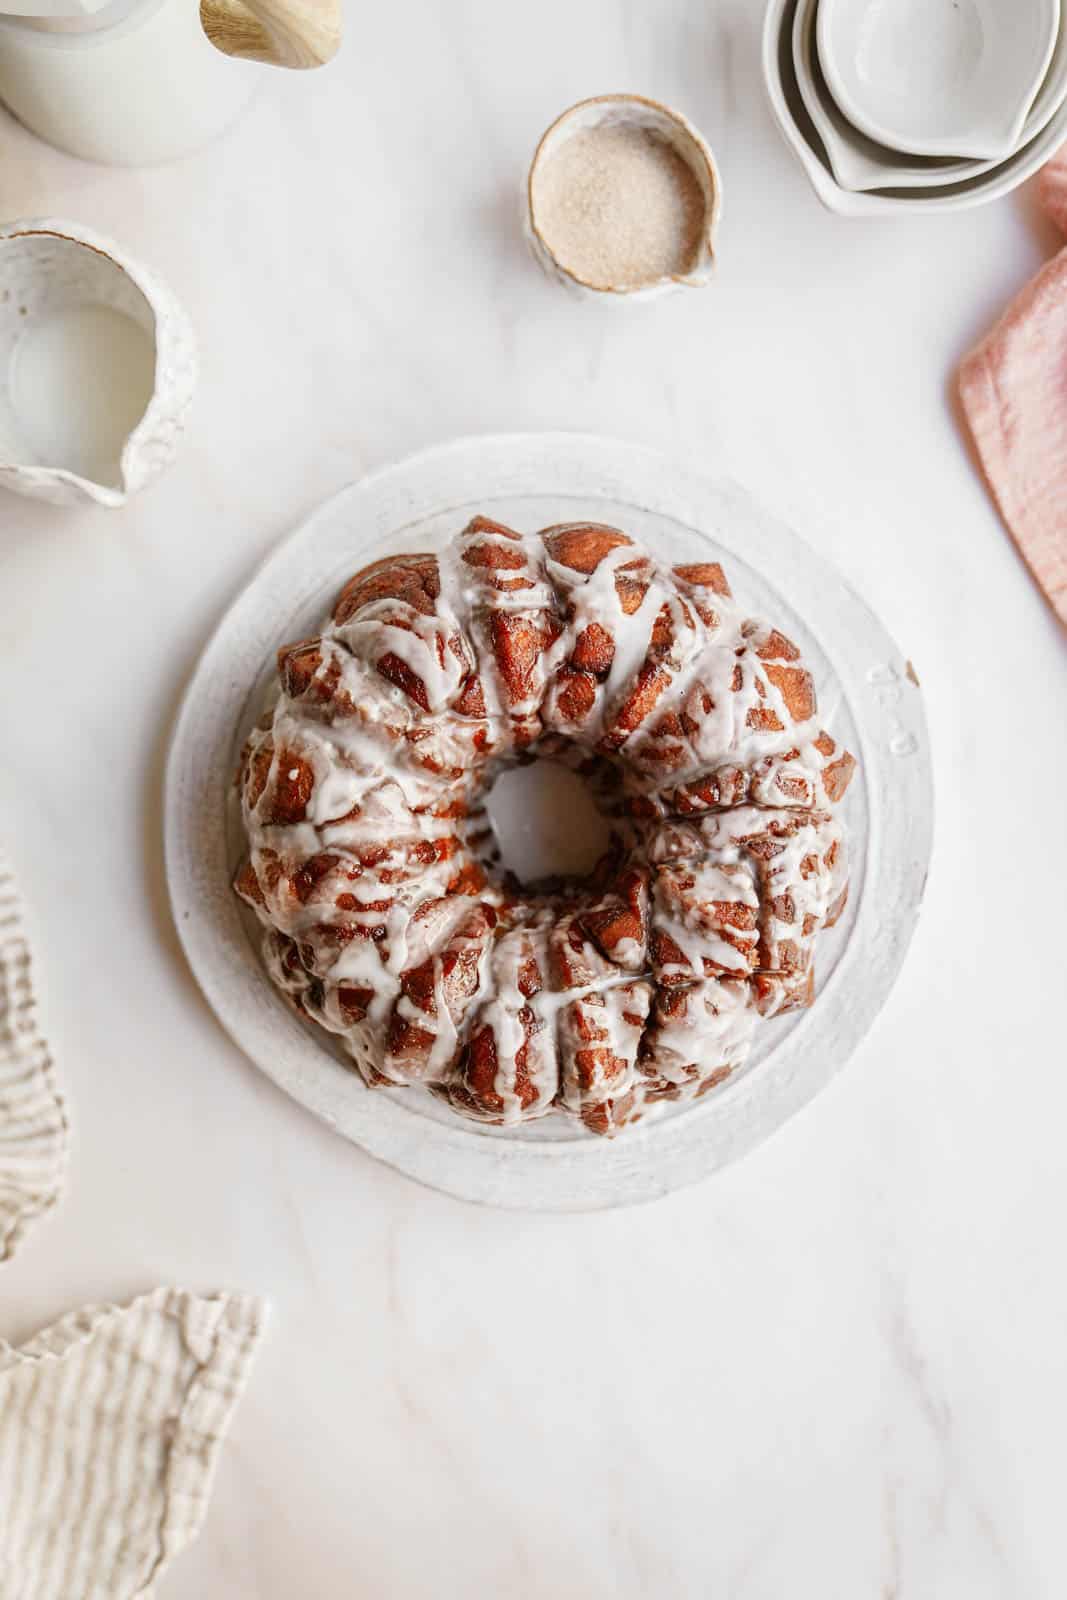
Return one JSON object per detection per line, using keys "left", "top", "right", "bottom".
{"left": 817, "top": 0, "right": 1059, "bottom": 160}
{"left": 0, "top": 219, "right": 196, "bottom": 507}
{"left": 763, "top": 0, "right": 1067, "bottom": 214}
{"left": 526, "top": 94, "right": 721, "bottom": 299}
{"left": 792, "top": 0, "right": 1067, "bottom": 192}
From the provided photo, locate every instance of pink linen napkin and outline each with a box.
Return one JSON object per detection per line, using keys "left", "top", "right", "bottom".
{"left": 958, "top": 150, "right": 1067, "bottom": 627}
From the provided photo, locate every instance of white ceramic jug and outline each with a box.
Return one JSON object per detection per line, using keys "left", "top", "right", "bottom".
{"left": 0, "top": 218, "right": 196, "bottom": 503}
{"left": 0, "top": 0, "right": 340, "bottom": 165}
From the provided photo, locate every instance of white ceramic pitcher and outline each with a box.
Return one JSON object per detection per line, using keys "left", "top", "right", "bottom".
{"left": 0, "top": 0, "right": 340, "bottom": 165}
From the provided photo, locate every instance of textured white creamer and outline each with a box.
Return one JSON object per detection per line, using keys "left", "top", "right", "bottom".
{"left": 0, "top": 220, "right": 196, "bottom": 506}
{"left": 10, "top": 302, "right": 155, "bottom": 486}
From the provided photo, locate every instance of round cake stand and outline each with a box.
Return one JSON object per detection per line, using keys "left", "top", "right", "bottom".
{"left": 165, "top": 433, "right": 932, "bottom": 1212}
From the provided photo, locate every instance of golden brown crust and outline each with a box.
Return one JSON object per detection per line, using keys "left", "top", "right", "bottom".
{"left": 333, "top": 554, "right": 441, "bottom": 624}
{"left": 542, "top": 522, "right": 632, "bottom": 573}
{"left": 672, "top": 560, "right": 731, "bottom": 597}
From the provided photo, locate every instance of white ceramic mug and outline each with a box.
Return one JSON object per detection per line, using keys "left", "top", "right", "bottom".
{"left": 0, "top": 0, "right": 260, "bottom": 165}
{"left": 0, "top": 0, "right": 342, "bottom": 164}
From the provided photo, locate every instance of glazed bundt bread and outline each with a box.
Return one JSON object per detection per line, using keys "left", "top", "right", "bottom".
{"left": 234, "top": 517, "right": 855, "bottom": 1136}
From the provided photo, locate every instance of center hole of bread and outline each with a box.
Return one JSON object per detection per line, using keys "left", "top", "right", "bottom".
{"left": 486, "top": 760, "right": 614, "bottom": 888}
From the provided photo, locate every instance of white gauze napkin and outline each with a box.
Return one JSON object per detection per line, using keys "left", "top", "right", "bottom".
{"left": 0, "top": 852, "right": 68, "bottom": 1262}
{"left": 0, "top": 1288, "right": 267, "bottom": 1599}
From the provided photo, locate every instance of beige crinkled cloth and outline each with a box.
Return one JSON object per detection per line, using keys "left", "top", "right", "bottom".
{"left": 0, "top": 853, "right": 268, "bottom": 1597}
{"left": 0, "top": 1288, "right": 268, "bottom": 1599}
{"left": 0, "top": 852, "right": 69, "bottom": 1261}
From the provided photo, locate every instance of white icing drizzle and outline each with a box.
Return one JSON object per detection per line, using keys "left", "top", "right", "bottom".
{"left": 234, "top": 517, "right": 855, "bottom": 1136}
{"left": 640, "top": 977, "right": 757, "bottom": 1100}
{"left": 650, "top": 858, "right": 760, "bottom": 981}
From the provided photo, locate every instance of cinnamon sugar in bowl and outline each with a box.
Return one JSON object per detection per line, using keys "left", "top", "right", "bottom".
{"left": 527, "top": 95, "right": 721, "bottom": 298}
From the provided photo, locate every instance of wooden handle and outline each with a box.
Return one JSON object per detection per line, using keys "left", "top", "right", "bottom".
{"left": 200, "top": 0, "right": 341, "bottom": 69}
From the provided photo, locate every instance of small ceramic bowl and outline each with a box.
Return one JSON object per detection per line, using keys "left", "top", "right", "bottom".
{"left": 764, "top": 0, "right": 1067, "bottom": 215}
{"left": 795, "top": 0, "right": 1067, "bottom": 191}
{"left": 526, "top": 94, "right": 721, "bottom": 300}
{"left": 0, "top": 218, "right": 196, "bottom": 506}
{"left": 817, "top": 0, "right": 1060, "bottom": 160}
{"left": 793, "top": 0, "right": 966, "bottom": 190}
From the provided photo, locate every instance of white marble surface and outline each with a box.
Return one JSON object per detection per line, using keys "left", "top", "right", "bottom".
{"left": 2, "top": 1, "right": 1066, "bottom": 1594}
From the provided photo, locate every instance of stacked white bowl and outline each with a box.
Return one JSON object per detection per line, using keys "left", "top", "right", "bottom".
{"left": 763, "top": 0, "right": 1067, "bottom": 214}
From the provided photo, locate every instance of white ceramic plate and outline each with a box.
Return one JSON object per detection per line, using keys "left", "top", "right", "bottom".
{"left": 794, "top": 0, "right": 1067, "bottom": 192}
{"left": 817, "top": 0, "right": 1059, "bottom": 160}
{"left": 165, "top": 434, "right": 932, "bottom": 1212}
{"left": 765, "top": 0, "right": 1067, "bottom": 215}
